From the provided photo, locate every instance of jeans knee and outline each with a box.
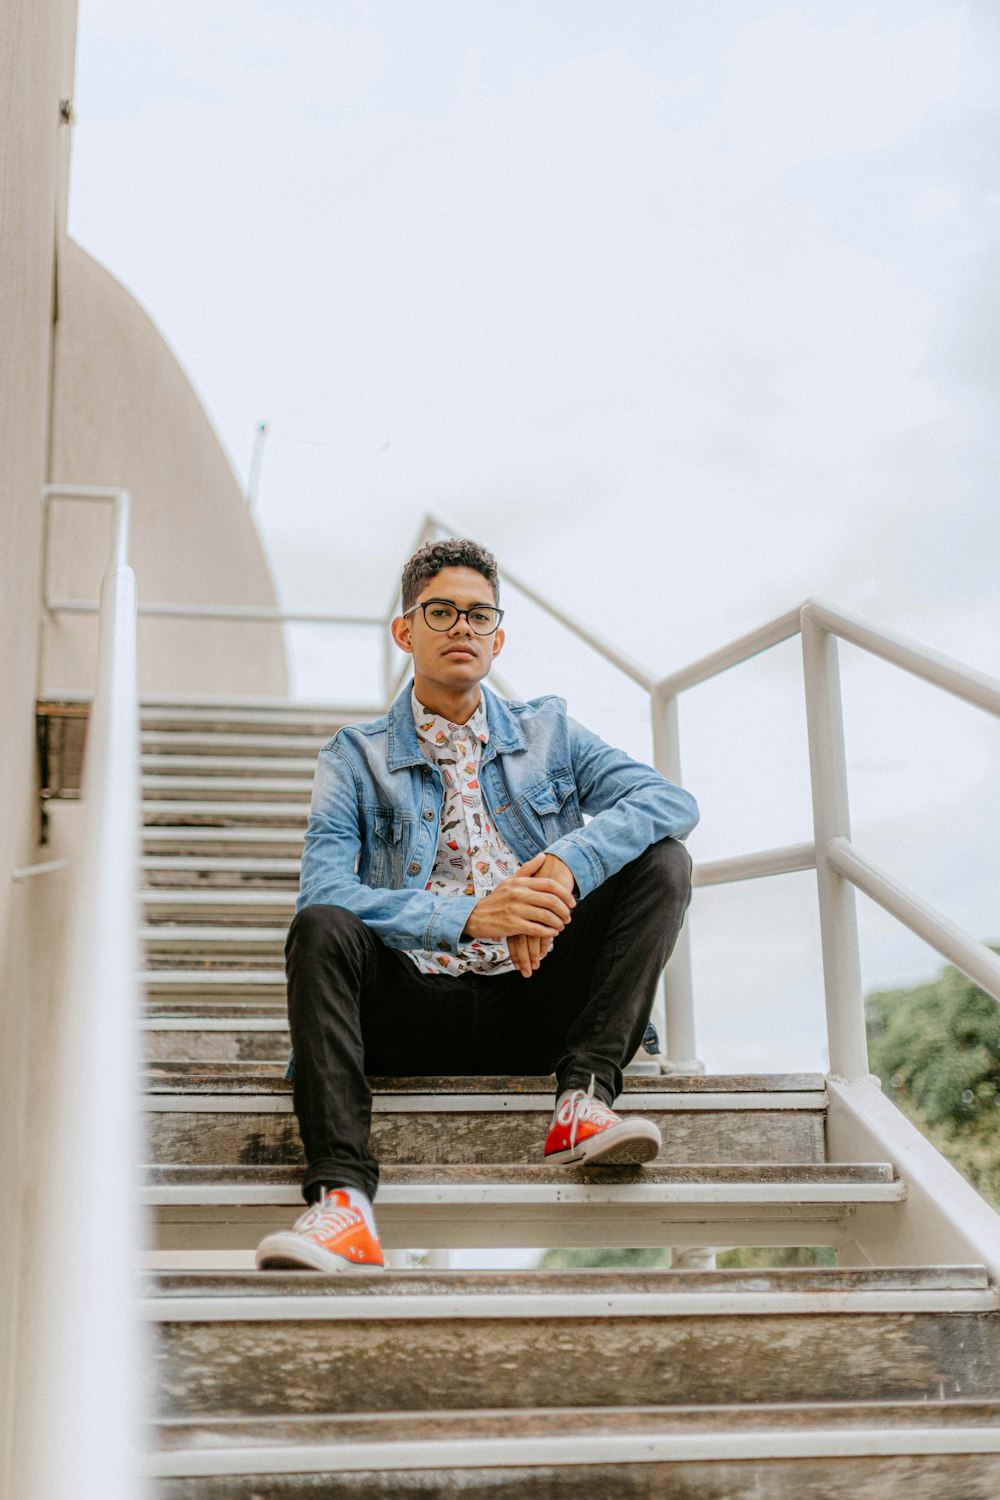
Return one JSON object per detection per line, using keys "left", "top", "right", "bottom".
{"left": 286, "top": 903, "right": 367, "bottom": 959}
{"left": 641, "top": 837, "right": 693, "bottom": 903}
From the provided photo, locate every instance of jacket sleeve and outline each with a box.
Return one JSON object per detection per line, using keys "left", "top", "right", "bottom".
{"left": 543, "top": 716, "right": 699, "bottom": 898}
{"left": 295, "top": 745, "right": 476, "bottom": 954}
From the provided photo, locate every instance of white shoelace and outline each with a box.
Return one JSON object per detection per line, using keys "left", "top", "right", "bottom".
{"left": 295, "top": 1193, "right": 359, "bottom": 1241}
{"left": 555, "top": 1074, "right": 618, "bottom": 1151}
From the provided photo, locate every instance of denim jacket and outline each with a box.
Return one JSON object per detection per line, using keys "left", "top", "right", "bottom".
{"left": 297, "top": 680, "right": 699, "bottom": 955}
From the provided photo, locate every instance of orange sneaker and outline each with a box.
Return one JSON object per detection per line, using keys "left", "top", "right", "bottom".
{"left": 544, "top": 1077, "right": 661, "bottom": 1166}
{"left": 255, "top": 1188, "right": 384, "bottom": 1273}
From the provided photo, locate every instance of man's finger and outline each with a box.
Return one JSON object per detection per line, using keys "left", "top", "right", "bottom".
{"left": 527, "top": 934, "right": 548, "bottom": 970}
{"left": 512, "top": 917, "right": 570, "bottom": 938}
{"left": 517, "top": 889, "right": 573, "bottom": 923}
{"left": 508, "top": 935, "right": 534, "bottom": 979}
{"left": 518, "top": 877, "right": 576, "bottom": 906}
{"left": 513, "top": 904, "right": 565, "bottom": 932}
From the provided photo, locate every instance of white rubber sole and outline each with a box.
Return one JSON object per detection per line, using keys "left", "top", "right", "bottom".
{"left": 254, "top": 1231, "right": 385, "bottom": 1274}
{"left": 545, "top": 1116, "right": 662, "bottom": 1166}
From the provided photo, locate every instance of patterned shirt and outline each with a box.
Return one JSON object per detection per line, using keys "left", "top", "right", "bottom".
{"left": 404, "top": 690, "right": 519, "bottom": 976}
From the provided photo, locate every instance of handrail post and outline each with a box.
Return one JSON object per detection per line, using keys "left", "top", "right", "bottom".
{"left": 801, "top": 607, "right": 869, "bottom": 1079}
{"left": 651, "top": 685, "right": 703, "bottom": 1074}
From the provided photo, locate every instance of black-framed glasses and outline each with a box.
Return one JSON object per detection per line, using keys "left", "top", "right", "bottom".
{"left": 402, "top": 598, "right": 505, "bottom": 634}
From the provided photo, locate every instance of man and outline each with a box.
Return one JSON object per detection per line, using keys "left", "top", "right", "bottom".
{"left": 255, "top": 538, "right": 698, "bottom": 1273}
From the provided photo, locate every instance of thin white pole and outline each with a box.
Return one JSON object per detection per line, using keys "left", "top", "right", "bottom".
{"left": 650, "top": 686, "right": 702, "bottom": 1074}
{"left": 246, "top": 421, "right": 270, "bottom": 509}
{"left": 800, "top": 612, "right": 869, "bottom": 1080}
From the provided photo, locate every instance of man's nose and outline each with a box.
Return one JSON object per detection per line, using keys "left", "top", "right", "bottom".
{"left": 448, "top": 611, "right": 474, "bottom": 635}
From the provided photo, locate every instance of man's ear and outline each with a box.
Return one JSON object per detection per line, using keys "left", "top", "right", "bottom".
{"left": 491, "top": 627, "right": 505, "bottom": 661}
{"left": 390, "top": 615, "right": 413, "bottom": 655}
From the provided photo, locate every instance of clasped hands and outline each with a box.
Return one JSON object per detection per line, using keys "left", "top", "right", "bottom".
{"left": 463, "top": 851, "right": 576, "bottom": 979}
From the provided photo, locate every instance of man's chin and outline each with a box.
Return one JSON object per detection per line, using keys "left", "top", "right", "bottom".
{"left": 438, "top": 655, "right": 486, "bottom": 675}
{"left": 422, "top": 658, "right": 491, "bottom": 689}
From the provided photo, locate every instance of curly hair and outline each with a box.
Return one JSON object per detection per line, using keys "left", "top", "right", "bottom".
{"left": 400, "top": 538, "right": 500, "bottom": 611}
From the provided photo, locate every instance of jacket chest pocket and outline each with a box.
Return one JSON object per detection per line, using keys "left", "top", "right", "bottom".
{"left": 523, "top": 773, "right": 581, "bottom": 835}
{"left": 369, "top": 807, "right": 409, "bottom": 886}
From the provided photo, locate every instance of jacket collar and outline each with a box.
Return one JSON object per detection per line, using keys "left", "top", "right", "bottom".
{"left": 386, "top": 678, "right": 525, "bottom": 771}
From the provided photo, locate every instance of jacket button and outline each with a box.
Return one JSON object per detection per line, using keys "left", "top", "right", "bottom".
{"left": 423, "top": 809, "right": 435, "bottom": 820}
{"left": 408, "top": 862, "right": 421, "bottom": 875}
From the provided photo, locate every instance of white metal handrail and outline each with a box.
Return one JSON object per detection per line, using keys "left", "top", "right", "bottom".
{"left": 651, "top": 595, "right": 1000, "bottom": 1077}
{"left": 24, "top": 485, "right": 146, "bottom": 1498}
{"left": 423, "top": 512, "right": 659, "bottom": 691}
{"left": 827, "top": 837, "right": 1000, "bottom": 1001}
{"left": 41, "top": 501, "right": 1000, "bottom": 1082}
{"left": 389, "top": 530, "right": 1000, "bottom": 1077}
{"left": 46, "top": 600, "right": 383, "bottom": 626}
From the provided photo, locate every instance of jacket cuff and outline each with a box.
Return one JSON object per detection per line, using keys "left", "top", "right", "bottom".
{"left": 424, "top": 894, "right": 479, "bottom": 955}
{"left": 544, "top": 835, "right": 605, "bottom": 899}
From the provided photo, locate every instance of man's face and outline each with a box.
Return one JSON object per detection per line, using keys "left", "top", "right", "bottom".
{"left": 391, "top": 565, "right": 505, "bottom": 691}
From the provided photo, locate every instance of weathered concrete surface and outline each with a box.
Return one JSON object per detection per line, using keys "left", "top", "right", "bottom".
{"left": 144, "top": 1161, "right": 885, "bottom": 1187}
{"left": 150, "top": 1265, "right": 990, "bottom": 1299}
{"left": 145, "top": 1108, "right": 826, "bottom": 1168}
{"left": 153, "top": 1453, "right": 1000, "bottom": 1499}
{"left": 146, "top": 1033, "right": 290, "bottom": 1064}
{"left": 153, "top": 1309, "right": 1000, "bottom": 1418}
{"left": 152, "top": 1396, "right": 1000, "bottom": 1445}
{"left": 147, "top": 1072, "right": 825, "bottom": 1094}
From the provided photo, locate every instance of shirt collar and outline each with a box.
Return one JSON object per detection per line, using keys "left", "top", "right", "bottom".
{"left": 411, "top": 688, "right": 489, "bottom": 748}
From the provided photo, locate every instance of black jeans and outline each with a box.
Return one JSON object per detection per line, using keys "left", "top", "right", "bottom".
{"left": 285, "top": 837, "right": 693, "bottom": 1201}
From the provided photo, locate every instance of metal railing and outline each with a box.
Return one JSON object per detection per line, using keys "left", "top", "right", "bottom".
{"left": 22, "top": 485, "right": 146, "bottom": 1499}
{"left": 41, "top": 504, "right": 1000, "bottom": 1082}
{"left": 408, "top": 524, "right": 1000, "bottom": 1079}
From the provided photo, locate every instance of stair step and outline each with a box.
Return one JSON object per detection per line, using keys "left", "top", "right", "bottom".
{"left": 149, "top": 1262, "right": 993, "bottom": 1297}
{"left": 142, "top": 830, "right": 304, "bottom": 859}
{"left": 147, "top": 1264, "right": 994, "bottom": 1319}
{"left": 141, "top": 731, "right": 332, "bottom": 756}
{"left": 143, "top": 1070, "right": 825, "bottom": 1093}
{"left": 142, "top": 928, "right": 287, "bottom": 959}
{"left": 144, "top": 1162, "right": 903, "bottom": 1252}
{"left": 142, "top": 755, "right": 317, "bottom": 775}
{"left": 142, "top": 802, "right": 308, "bottom": 827}
{"left": 143, "top": 1071, "right": 824, "bottom": 1093}
{"left": 141, "top": 890, "right": 295, "bottom": 921}
{"left": 139, "top": 703, "right": 361, "bottom": 734}
{"left": 149, "top": 1400, "right": 1000, "bottom": 1493}
{"left": 148, "top": 1162, "right": 895, "bottom": 1185}
{"left": 145, "top": 1000, "right": 288, "bottom": 1018}
{"left": 142, "top": 776, "right": 312, "bottom": 802}
{"left": 143, "top": 1075, "right": 827, "bottom": 1168}
{"left": 147, "top": 1263, "right": 999, "bottom": 1423}
{"left": 142, "top": 857, "right": 301, "bottom": 887}
{"left": 144, "top": 1023, "right": 290, "bottom": 1063}
{"left": 142, "top": 971, "right": 286, "bottom": 996}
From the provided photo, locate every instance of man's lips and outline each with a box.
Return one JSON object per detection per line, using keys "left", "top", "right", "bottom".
{"left": 443, "top": 645, "right": 477, "bottom": 659}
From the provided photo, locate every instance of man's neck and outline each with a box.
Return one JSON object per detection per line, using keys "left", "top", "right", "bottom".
{"left": 412, "top": 678, "right": 483, "bottom": 725}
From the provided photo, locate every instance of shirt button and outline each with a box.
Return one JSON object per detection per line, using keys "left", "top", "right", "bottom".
{"left": 408, "top": 862, "right": 421, "bottom": 875}
{"left": 423, "top": 809, "right": 434, "bottom": 820}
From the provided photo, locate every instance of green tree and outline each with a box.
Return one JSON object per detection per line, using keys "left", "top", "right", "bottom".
{"left": 539, "top": 1245, "right": 835, "bottom": 1270}
{"left": 866, "top": 955, "right": 1000, "bottom": 1208}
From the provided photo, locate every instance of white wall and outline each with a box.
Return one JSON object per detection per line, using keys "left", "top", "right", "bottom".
{"left": 44, "top": 236, "right": 288, "bottom": 698}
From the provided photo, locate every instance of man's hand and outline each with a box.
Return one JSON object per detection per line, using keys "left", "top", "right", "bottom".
{"left": 507, "top": 853, "right": 576, "bottom": 980}
{"left": 464, "top": 852, "right": 576, "bottom": 978}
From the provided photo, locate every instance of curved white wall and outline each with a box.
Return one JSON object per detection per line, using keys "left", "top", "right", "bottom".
{"left": 44, "top": 238, "right": 288, "bottom": 698}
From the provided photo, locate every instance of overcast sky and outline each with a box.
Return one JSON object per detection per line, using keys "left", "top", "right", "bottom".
{"left": 68, "top": 0, "right": 1000, "bottom": 1075}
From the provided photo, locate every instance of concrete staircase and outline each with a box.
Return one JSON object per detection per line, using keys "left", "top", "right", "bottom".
{"left": 139, "top": 701, "right": 1000, "bottom": 1495}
